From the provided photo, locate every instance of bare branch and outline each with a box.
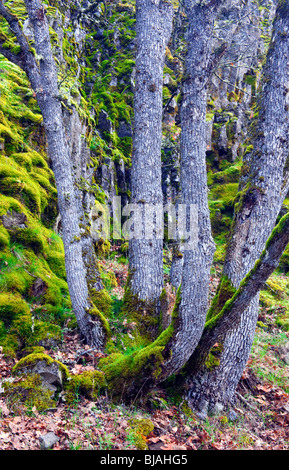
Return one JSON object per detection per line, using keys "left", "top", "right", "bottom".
{"left": 213, "top": 71, "right": 255, "bottom": 97}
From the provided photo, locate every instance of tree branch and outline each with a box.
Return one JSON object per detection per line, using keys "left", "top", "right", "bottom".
{"left": 0, "top": 0, "right": 41, "bottom": 89}
{"left": 190, "top": 212, "right": 289, "bottom": 369}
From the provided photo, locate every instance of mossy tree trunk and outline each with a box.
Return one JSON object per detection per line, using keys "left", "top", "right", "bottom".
{"left": 162, "top": 0, "right": 221, "bottom": 376}
{"left": 125, "top": 0, "right": 173, "bottom": 340}
{"left": 0, "top": 0, "right": 106, "bottom": 349}
{"left": 185, "top": 0, "right": 289, "bottom": 416}
{"left": 100, "top": 211, "right": 289, "bottom": 401}
{"left": 187, "top": 211, "right": 289, "bottom": 376}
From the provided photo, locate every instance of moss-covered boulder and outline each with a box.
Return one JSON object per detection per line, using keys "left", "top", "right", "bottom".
{"left": 2, "top": 373, "right": 56, "bottom": 412}
{"left": 12, "top": 353, "right": 69, "bottom": 393}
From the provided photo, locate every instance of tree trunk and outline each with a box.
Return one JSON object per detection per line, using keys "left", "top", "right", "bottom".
{"left": 0, "top": 0, "right": 107, "bottom": 348}
{"left": 161, "top": 0, "right": 220, "bottom": 376}
{"left": 186, "top": 0, "right": 289, "bottom": 416}
{"left": 124, "top": 0, "right": 173, "bottom": 341}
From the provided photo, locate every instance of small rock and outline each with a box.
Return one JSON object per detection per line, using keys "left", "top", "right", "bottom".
{"left": 14, "top": 355, "right": 64, "bottom": 394}
{"left": 214, "top": 402, "right": 224, "bottom": 414}
{"left": 29, "top": 277, "right": 48, "bottom": 298}
{"left": 117, "top": 121, "right": 132, "bottom": 138}
{"left": 277, "top": 341, "right": 289, "bottom": 365}
{"left": 97, "top": 109, "right": 113, "bottom": 134}
{"left": 1, "top": 210, "right": 27, "bottom": 229}
{"left": 227, "top": 409, "right": 238, "bottom": 422}
{"left": 39, "top": 432, "right": 59, "bottom": 450}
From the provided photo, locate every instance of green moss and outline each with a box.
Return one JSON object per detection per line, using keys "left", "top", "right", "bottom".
{"left": 275, "top": 318, "right": 289, "bottom": 331}
{"left": 120, "top": 275, "right": 163, "bottom": 344}
{"left": 0, "top": 334, "right": 18, "bottom": 357}
{"left": 90, "top": 288, "right": 112, "bottom": 317}
{"left": 206, "top": 275, "right": 236, "bottom": 322}
{"left": 0, "top": 225, "right": 9, "bottom": 249}
{"left": 0, "top": 268, "right": 33, "bottom": 294}
{"left": 45, "top": 251, "right": 66, "bottom": 279}
{"left": 12, "top": 352, "right": 69, "bottom": 380}
{"left": 0, "top": 161, "right": 43, "bottom": 214}
{"left": 64, "top": 370, "right": 106, "bottom": 403}
{"left": 27, "top": 320, "right": 63, "bottom": 347}
{"left": 99, "top": 289, "right": 181, "bottom": 399}
{"left": 180, "top": 400, "right": 195, "bottom": 419}
{"left": 99, "top": 338, "right": 165, "bottom": 399}
{"left": 0, "top": 292, "right": 31, "bottom": 327}
{"left": 94, "top": 238, "right": 111, "bottom": 258}
{"left": 205, "top": 351, "right": 220, "bottom": 370}
{"left": 127, "top": 418, "right": 154, "bottom": 450}
{"left": 3, "top": 373, "right": 56, "bottom": 412}
{"left": 265, "top": 279, "right": 284, "bottom": 298}
{"left": 9, "top": 227, "right": 45, "bottom": 254}
{"left": 259, "top": 290, "right": 276, "bottom": 308}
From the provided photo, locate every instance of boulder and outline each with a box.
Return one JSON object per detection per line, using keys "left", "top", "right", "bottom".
{"left": 98, "top": 109, "right": 113, "bottom": 134}
{"left": 13, "top": 353, "right": 68, "bottom": 394}
{"left": 1, "top": 210, "right": 27, "bottom": 229}
{"left": 39, "top": 432, "right": 59, "bottom": 450}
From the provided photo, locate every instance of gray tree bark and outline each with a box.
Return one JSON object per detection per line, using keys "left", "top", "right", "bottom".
{"left": 124, "top": 0, "right": 173, "bottom": 340}
{"left": 188, "top": 212, "right": 289, "bottom": 380}
{"left": 0, "top": 0, "right": 106, "bottom": 349}
{"left": 186, "top": 0, "right": 289, "bottom": 416}
{"left": 161, "top": 0, "right": 221, "bottom": 376}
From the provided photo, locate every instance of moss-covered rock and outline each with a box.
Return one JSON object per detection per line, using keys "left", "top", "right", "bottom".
{"left": 12, "top": 353, "right": 69, "bottom": 397}
{"left": 3, "top": 373, "right": 56, "bottom": 412}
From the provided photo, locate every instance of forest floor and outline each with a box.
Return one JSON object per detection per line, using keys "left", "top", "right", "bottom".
{"left": 0, "top": 257, "right": 289, "bottom": 451}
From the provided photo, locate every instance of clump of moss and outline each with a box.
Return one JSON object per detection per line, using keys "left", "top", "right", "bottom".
{"left": 120, "top": 280, "right": 161, "bottom": 344}
{"left": 265, "top": 279, "right": 284, "bottom": 299}
{"left": 205, "top": 351, "right": 221, "bottom": 370}
{"left": 45, "top": 251, "right": 66, "bottom": 280}
{"left": 64, "top": 370, "right": 106, "bottom": 403}
{"left": 98, "top": 295, "right": 179, "bottom": 400}
{"left": 127, "top": 418, "right": 154, "bottom": 450}
{"left": 0, "top": 292, "right": 31, "bottom": 325}
{"left": 94, "top": 238, "right": 111, "bottom": 258}
{"left": 10, "top": 227, "right": 45, "bottom": 254}
{"left": 27, "top": 321, "right": 63, "bottom": 348}
{"left": 3, "top": 373, "right": 56, "bottom": 412}
{"left": 0, "top": 225, "right": 9, "bottom": 249}
{"left": 206, "top": 276, "right": 236, "bottom": 322}
{"left": 275, "top": 318, "right": 289, "bottom": 331}
{"left": 0, "top": 292, "right": 32, "bottom": 354}
{"left": 90, "top": 288, "right": 113, "bottom": 317}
